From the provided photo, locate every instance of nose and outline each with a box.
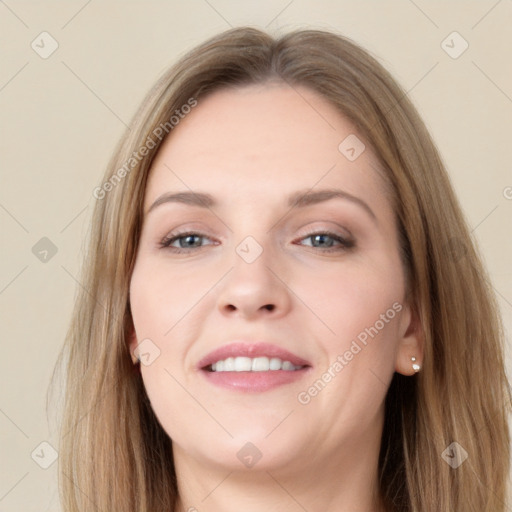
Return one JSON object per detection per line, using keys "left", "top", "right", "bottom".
{"left": 216, "top": 240, "right": 292, "bottom": 320}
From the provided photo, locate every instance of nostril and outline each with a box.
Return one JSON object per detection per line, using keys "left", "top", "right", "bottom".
{"left": 224, "top": 304, "right": 275, "bottom": 312}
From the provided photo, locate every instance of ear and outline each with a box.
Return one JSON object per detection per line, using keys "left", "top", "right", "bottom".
{"left": 126, "top": 318, "right": 140, "bottom": 365}
{"left": 395, "top": 300, "right": 424, "bottom": 376}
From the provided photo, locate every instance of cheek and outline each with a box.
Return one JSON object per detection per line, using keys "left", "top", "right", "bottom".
{"left": 129, "top": 258, "right": 206, "bottom": 339}
{"left": 292, "top": 263, "right": 405, "bottom": 408}
{"left": 295, "top": 269, "right": 403, "bottom": 432}
{"left": 129, "top": 261, "right": 202, "bottom": 436}
{"left": 294, "top": 259, "right": 404, "bottom": 340}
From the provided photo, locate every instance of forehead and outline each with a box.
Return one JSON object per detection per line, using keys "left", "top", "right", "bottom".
{"left": 144, "top": 83, "right": 391, "bottom": 215}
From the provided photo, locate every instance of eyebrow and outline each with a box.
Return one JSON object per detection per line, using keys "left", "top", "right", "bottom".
{"left": 146, "top": 188, "right": 377, "bottom": 223}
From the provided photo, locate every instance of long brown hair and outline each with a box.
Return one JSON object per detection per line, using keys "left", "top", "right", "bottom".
{"left": 50, "top": 27, "right": 511, "bottom": 511}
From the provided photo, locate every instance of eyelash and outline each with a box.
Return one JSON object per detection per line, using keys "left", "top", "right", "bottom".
{"left": 158, "top": 230, "right": 355, "bottom": 254}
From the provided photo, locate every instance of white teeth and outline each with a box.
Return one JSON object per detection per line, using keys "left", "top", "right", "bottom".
{"left": 252, "top": 357, "right": 269, "bottom": 371}
{"left": 209, "top": 356, "right": 302, "bottom": 372}
{"left": 223, "top": 357, "right": 235, "bottom": 371}
{"left": 234, "top": 357, "right": 252, "bottom": 371}
{"left": 269, "top": 357, "right": 282, "bottom": 370}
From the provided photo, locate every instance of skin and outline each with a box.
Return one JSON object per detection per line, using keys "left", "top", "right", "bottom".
{"left": 128, "top": 82, "right": 423, "bottom": 512}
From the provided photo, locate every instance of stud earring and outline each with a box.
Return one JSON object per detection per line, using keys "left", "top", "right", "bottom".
{"left": 411, "top": 356, "right": 421, "bottom": 373}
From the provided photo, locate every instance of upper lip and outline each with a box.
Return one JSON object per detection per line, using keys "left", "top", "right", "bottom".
{"left": 196, "top": 341, "right": 312, "bottom": 370}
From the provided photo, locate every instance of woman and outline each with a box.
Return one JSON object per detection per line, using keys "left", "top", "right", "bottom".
{"left": 52, "top": 27, "right": 511, "bottom": 511}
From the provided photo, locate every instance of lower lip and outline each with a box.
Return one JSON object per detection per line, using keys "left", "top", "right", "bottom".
{"left": 200, "top": 368, "right": 311, "bottom": 392}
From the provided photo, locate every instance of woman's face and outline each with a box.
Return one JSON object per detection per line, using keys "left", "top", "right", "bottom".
{"left": 129, "top": 83, "right": 421, "bottom": 473}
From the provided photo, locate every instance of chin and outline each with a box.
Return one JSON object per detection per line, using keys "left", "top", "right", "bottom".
{"left": 174, "top": 429, "right": 306, "bottom": 473}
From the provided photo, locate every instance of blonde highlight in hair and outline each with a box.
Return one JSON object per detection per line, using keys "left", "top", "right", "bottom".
{"left": 50, "top": 27, "right": 511, "bottom": 511}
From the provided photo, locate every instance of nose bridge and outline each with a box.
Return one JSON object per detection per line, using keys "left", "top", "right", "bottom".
{"left": 227, "top": 207, "right": 277, "bottom": 273}
{"left": 231, "top": 231, "right": 276, "bottom": 293}
{"left": 216, "top": 229, "right": 291, "bottom": 318}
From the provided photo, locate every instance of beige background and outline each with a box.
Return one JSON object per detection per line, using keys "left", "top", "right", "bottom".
{"left": 1, "top": 1, "right": 511, "bottom": 510}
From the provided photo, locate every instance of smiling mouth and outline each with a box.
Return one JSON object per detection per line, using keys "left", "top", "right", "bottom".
{"left": 205, "top": 356, "right": 307, "bottom": 372}
{"left": 198, "top": 341, "right": 312, "bottom": 391}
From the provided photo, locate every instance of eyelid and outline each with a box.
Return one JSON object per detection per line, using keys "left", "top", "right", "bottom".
{"left": 293, "top": 221, "right": 354, "bottom": 240}
{"left": 292, "top": 229, "right": 355, "bottom": 251}
{"left": 159, "top": 230, "right": 218, "bottom": 250}
{"left": 159, "top": 226, "right": 355, "bottom": 254}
